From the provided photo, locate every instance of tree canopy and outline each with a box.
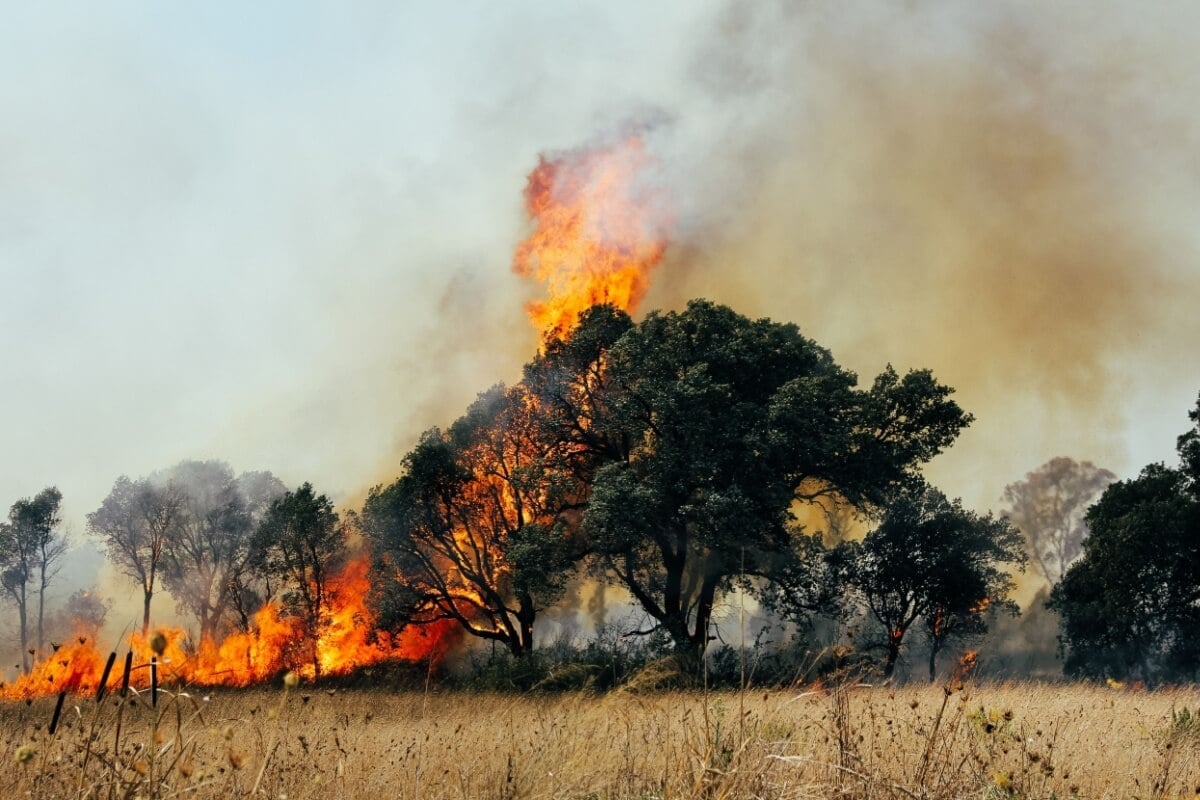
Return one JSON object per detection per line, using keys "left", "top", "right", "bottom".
{"left": 0, "top": 487, "right": 68, "bottom": 672}
{"left": 575, "top": 301, "right": 971, "bottom": 656}
{"left": 89, "top": 476, "right": 186, "bottom": 635}
{"left": 369, "top": 300, "right": 972, "bottom": 661}
{"left": 1050, "top": 396, "right": 1200, "bottom": 684}
{"left": 843, "top": 481, "right": 1024, "bottom": 679}
{"left": 155, "top": 461, "right": 286, "bottom": 641}
{"left": 249, "top": 482, "right": 347, "bottom": 677}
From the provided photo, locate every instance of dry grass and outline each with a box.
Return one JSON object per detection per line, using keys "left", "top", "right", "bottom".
{"left": 3, "top": 679, "right": 1199, "bottom": 799}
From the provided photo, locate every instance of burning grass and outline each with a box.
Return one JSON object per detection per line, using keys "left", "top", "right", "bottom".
{"left": 3, "top": 680, "right": 1199, "bottom": 799}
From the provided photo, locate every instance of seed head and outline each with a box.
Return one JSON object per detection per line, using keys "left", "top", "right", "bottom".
{"left": 283, "top": 671, "right": 299, "bottom": 689}
{"left": 15, "top": 744, "right": 36, "bottom": 764}
{"left": 149, "top": 631, "right": 168, "bottom": 656}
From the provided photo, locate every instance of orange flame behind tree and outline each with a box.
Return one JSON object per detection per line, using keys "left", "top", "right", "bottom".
{"left": 513, "top": 135, "right": 673, "bottom": 339}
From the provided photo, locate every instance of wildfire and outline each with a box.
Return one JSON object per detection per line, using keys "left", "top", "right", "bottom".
{"left": 0, "top": 557, "right": 460, "bottom": 701}
{"left": 513, "top": 135, "right": 672, "bottom": 339}
{"left": 955, "top": 650, "right": 980, "bottom": 681}
{"left": 2, "top": 135, "right": 675, "bottom": 703}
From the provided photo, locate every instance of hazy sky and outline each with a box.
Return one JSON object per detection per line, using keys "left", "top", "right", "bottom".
{"left": 3, "top": 1, "right": 1199, "bottom": 568}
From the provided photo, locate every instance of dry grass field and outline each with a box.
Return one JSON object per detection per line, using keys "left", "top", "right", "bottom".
{"left": 3, "top": 678, "right": 1199, "bottom": 800}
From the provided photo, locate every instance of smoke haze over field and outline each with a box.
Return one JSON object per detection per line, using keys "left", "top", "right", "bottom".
{"left": 2, "top": 1, "right": 1199, "bottom": 640}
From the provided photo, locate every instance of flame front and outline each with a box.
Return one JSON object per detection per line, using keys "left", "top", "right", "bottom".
{"left": 513, "top": 135, "right": 672, "bottom": 339}
{"left": 0, "top": 557, "right": 460, "bottom": 701}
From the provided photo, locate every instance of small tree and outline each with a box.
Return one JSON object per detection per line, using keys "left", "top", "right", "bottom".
{"left": 1002, "top": 457, "right": 1115, "bottom": 586}
{"left": 89, "top": 477, "right": 186, "bottom": 635}
{"left": 0, "top": 487, "right": 68, "bottom": 672}
{"left": 846, "top": 482, "right": 1025, "bottom": 680}
{"left": 249, "top": 483, "right": 346, "bottom": 677}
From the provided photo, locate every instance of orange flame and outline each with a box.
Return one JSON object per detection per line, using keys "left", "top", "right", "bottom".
{"left": 954, "top": 650, "right": 980, "bottom": 681}
{"left": 0, "top": 556, "right": 459, "bottom": 701}
{"left": 513, "top": 135, "right": 672, "bottom": 339}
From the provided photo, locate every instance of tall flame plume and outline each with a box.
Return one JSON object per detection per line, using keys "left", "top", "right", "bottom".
{"left": 513, "top": 135, "right": 672, "bottom": 338}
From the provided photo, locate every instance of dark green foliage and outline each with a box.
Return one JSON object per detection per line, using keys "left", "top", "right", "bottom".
{"left": 250, "top": 482, "right": 347, "bottom": 676}
{"left": 1050, "top": 399, "right": 1200, "bottom": 684}
{"left": 575, "top": 300, "right": 970, "bottom": 657}
{"left": 369, "top": 299, "right": 970, "bottom": 666}
{"left": 843, "top": 481, "right": 1025, "bottom": 680}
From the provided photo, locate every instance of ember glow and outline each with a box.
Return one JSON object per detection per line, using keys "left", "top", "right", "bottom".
{"left": 513, "top": 136, "right": 672, "bottom": 338}
{"left": 0, "top": 557, "right": 459, "bottom": 700}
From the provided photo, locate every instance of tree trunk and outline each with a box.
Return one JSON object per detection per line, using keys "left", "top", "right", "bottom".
{"left": 883, "top": 640, "right": 901, "bottom": 679}
{"left": 37, "top": 569, "right": 48, "bottom": 654}
{"left": 928, "top": 640, "right": 940, "bottom": 682}
{"left": 142, "top": 589, "right": 152, "bottom": 636}
{"left": 18, "top": 593, "right": 29, "bottom": 674}
{"left": 690, "top": 575, "right": 719, "bottom": 654}
{"left": 516, "top": 593, "right": 536, "bottom": 656}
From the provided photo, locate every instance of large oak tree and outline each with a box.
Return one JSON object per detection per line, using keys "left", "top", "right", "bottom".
{"left": 560, "top": 300, "right": 972, "bottom": 657}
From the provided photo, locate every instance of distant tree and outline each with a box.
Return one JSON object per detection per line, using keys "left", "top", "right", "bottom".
{"left": 155, "top": 460, "right": 285, "bottom": 642}
{"left": 88, "top": 477, "right": 186, "bottom": 635}
{"left": 571, "top": 301, "right": 971, "bottom": 658}
{"left": 1002, "top": 457, "right": 1116, "bottom": 586}
{"left": 845, "top": 482, "right": 1025, "bottom": 680}
{"left": 48, "top": 587, "right": 110, "bottom": 646}
{"left": 0, "top": 487, "right": 68, "bottom": 672}
{"left": 364, "top": 385, "right": 579, "bottom": 656}
{"left": 249, "top": 483, "right": 346, "bottom": 677}
{"left": 1050, "top": 395, "right": 1200, "bottom": 684}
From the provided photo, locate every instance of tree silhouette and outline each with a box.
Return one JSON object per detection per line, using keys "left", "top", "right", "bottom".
{"left": 846, "top": 481, "right": 1024, "bottom": 680}
{"left": 249, "top": 482, "right": 346, "bottom": 677}
{"left": 573, "top": 300, "right": 971, "bottom": 658}
{"left": 1050, "top": 393, "right": 1200, "bottom": 684}
{"left": 89, "top": 477, "right": 186, "bottom": 636}
{"left": 0, "top": 487, "right": 68, "bottom": 672}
